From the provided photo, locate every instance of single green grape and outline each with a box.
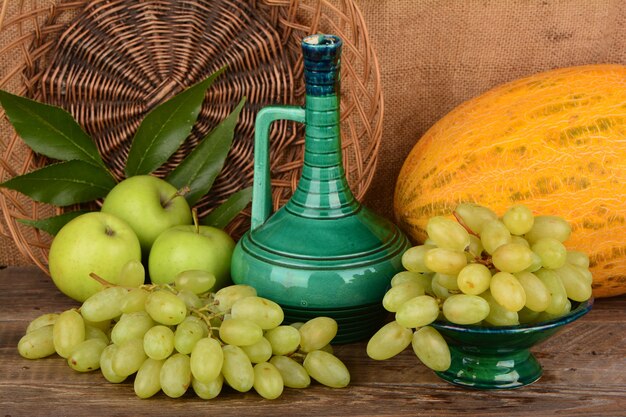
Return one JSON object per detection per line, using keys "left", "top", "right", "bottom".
{"left": 303, "top": 350, "right": 350, "bottom": 388}
{"left": 143, "top": 325, "right": 175, "bottom": 360}
{"left": 411, "top": 326, "right": 451, "bottom": 371}
{"left": 67, "top": 338, "right": 107, "bottom": 372}
{"left": 174, "top": 270, "right": 216, "bottom": 294}
{"left": 457, "top": 263, "right": 491, "bottom": 295}
{"left": 53, "top": 309, "right": 85, "bottom": 358}
{"left": 219, "top": 318, "right": 263, "bottom": 347}
{"left": 524, "top": 215, "right": 571, "bottom": 243}
{"left": 160, "top": 353, "right": 191, "bottom": 398}
{"left": 18, "top": 325, "right": 55, "bottom": 359}
{"left": 253, "top": 362, "right": 284, "bottom": 400}
{"left": 366, "top": 320, "right": 412, "bottom": 360}
{"left": 480, "top": 220, "right": 512, "bottom": 254}
{"left": 515, "top": 271, "right": 551, "bottom": 312}
{"left": 442, "top": 294, "right": 490, "bottom": 324}
{"left": 230, "top": 296, "right": 284, "bottom": 330}
{"left": 532, "top": 237, "right": 567, "bottom": 269}
{"left": 423, "top": 247, "right": 467, "bottom": 275}
{"left": 134, "top": 358, "right": 164, "bottom": 399}
{"left": 190, "top": 337, "right": 224, "bottom": 383}
{"left": 145, "top": 290, "right": 187, "bottom": 326}
{"left": 81, "top": 286, "right": 128, "bottom": 322}
{"left": 502, "top": 205, "right": 534, "bottom": 236}
{"left": 265, "top": 325, "right": 301, "bottom": 356}
{"left": 491, "top": 243, "right": 534, "bottom": 273}
{"left": 298, "top": 317, "right": 338, "bottom": 353}
{"left": 426, "top": 216, "right": 470, "bottom": 251}
{"left": 269, "top": 355, "right": 311, "bottom": 389}
{"left": 395, "top": 295, "right": 440, "bottom": 329}
{"left": 490, "top": 272, "right": 526, "bottom": 312}
{"left": 221, "top": 344, "right": 254, "bottom": 392}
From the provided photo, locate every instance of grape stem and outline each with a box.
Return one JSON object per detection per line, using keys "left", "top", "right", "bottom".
{"left": 453, "top": 210, "right": 479, "bottom": 237}
{"left": 472, "top": 254, "right": 495, "bottom": 269}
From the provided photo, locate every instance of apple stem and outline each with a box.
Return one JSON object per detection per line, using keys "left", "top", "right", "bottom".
{"left": 163, "top": 185, "right": 191, "bottom": 208}
{"left": 192, "top": 208, "right": 200, "bottom": 234}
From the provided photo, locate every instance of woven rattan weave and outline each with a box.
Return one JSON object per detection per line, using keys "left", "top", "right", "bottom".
{"left": 0, "top": 0, "right": 382, "bottom": 272}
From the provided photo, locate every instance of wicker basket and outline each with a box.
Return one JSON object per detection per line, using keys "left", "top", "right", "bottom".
{"left": 0, "top": 0, "right": 383, "bottom": 272}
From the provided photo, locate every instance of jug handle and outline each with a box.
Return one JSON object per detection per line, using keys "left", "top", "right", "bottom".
{"left": 251, "top": 105, "right": 306, "bottom": 230}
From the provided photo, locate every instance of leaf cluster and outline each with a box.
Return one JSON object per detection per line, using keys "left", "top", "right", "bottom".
{"left": 0, "top": 67, "right": 251, "bottom": 234}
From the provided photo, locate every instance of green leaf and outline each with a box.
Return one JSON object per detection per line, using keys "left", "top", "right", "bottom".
{"left": 0, "top": 90, "right": 106, "bottom": 168}
{"left": 0, "top": 160, "right": 116, "bottom": 206}
{"left": 167, "top": 97, "right": 245, "bottom": 206}
{"left": 18, "top": 210, "right": 89, "bottom": 236}
{"left": 125, "top": 66, "right": 227, "bottom": 177}
{"left": 201, "top": 186, "right": 252, "bottom": 229}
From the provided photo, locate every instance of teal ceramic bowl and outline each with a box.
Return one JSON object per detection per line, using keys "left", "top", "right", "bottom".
{"left": 430, "top": 298, "right": 593, "bottom": 389}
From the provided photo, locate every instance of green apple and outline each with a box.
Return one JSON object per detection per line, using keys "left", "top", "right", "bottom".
{"left": 101, "top": 175, "right": 192, "bottom": 255}
{"left": 48, "top": 212, "right": 142, "bottom": 302}
{"left": 148, "top": 224, "right": 235, "bottom": 290}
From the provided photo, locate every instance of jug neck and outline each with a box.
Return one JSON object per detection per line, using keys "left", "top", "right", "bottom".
{"left": 286, "top": 34, "right": 360, "bottom": 218}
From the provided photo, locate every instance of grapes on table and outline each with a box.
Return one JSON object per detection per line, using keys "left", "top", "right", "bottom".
{"left": 17, "top": 276, "right": 350, "bottom": 400}
{"left": 366, "top": 202, "right": 593, "bottom": 375}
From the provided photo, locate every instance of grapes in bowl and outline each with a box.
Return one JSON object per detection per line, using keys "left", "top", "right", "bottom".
{"left": 430, "top": 298, "right": 593, "bottom": 389}
{"left": 366, "top": 203, "right": 594, "bottom": 389}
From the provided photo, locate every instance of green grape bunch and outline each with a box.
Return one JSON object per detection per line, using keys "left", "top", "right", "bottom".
{"left": 367, "top": 203, "right": 594, "bottom": 373}
{"left": 17, "top": 269, "right": 350, "bottom": 400}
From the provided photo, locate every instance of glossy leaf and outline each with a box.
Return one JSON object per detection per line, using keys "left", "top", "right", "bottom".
{"left": 18, "top": 210, "right": 89, "bottom": 236}
{"left": 167, "top": 97, "right": 245, "bottom": 206}
{"left": 0, "top": 160, "right": 116, "bottom": 206}
{"left": 0, "top": 90, "right": 105, "bottom": 168}
{"left": 201, "top": 186, "right": 252, "bottom": 229}
{"left": 125, "top": 66, "right": 227, "bottom": 177}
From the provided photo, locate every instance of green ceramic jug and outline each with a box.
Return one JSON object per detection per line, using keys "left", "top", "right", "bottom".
{"left": 231, "top": 34, "right": 410, "bottom": 343}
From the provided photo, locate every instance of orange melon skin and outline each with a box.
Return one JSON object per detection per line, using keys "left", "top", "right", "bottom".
{"left": 394, "top": 64, "right": 626, "bottom": 298}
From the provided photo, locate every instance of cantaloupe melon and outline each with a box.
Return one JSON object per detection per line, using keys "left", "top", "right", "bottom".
{"left": 394, "top": 65, "right": 626, "bottom": 298}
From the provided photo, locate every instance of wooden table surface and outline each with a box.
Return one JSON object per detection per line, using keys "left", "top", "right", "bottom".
{"left": 1, "top": 266, "right": 624, "bottom": 417}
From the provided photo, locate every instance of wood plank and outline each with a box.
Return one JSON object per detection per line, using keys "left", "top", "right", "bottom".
{"left": 1, "top": 266, "right": 625, "bottom": 416}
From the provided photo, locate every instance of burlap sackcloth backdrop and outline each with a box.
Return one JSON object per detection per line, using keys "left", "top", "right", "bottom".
{"left": 1, "top": 0, "right": 626, "bottom": 267}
